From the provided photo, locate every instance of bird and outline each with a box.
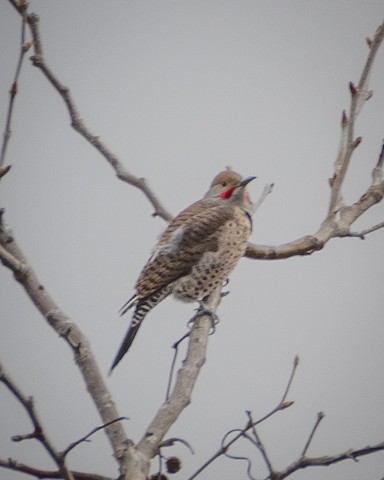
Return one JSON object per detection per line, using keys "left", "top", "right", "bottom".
{"left": 110, "top": 169, "right": 256, "bottom": 372}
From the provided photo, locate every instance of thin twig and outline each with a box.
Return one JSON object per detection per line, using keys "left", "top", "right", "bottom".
{"left": 166, "top": 332, "right": 190, "bottom": 400}
{"left": 301, "top": 412, "right": 325, "bottom": 457}
{"left": 246, "top": 410, "right": 274, "bottom": 475}
{"left": 63, "top": 417, "right": 129, "bottom": 457}
{"left": 345, "top": 220, "right": 384, "bottom": 239}
{"left": 187, "top": 356, "right": 298, "bottom": 480}
{"left": 221, "top": 435, "right": 256, "bottom": 480}
{"left": 280, "top": 354, "right": 299, "bottom": 404}
{"left": 159, "top": 437, "right": 194, "bottom": 455}
{"left": 251, "top": 183, "right": 274, "bottom": 214}
{"left": 0, "top": 1, "right": 29, "bottom": 169}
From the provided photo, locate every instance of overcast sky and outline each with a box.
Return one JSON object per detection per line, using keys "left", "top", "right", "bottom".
{"left": 1, "top": 2, "right": 384, "bottom": 480}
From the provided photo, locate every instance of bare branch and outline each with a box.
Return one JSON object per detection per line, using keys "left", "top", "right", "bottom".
{"left": 5, "top": 2, "right": 171, "bottom": 220}
{"left": 275, "top": 441, "right": 384, "bottom": 480}
{"left": 0, "top": 362, "right": 74, "bottom": 480}
{"left": 120, "top": 288, "right": 223, "bottom": 480}
{"left": 0, "top": 458, "right": 113, "bottom": 480}
{"left": 328, "top": 21, "right": 384, "bottom": 214}
{"left": 344, "top": 220, "right": 384, "bottom": 239}
{"left": 189, "top": 373, "right": 384, "bottom": 480}
{"left": 159, "top": 437, "right": 194, "bottom": 455}
{"left": 166, "top": 331, "right": 190, "bottom": 400}
{"left": 221, "top": 436, "right": 256, "bottom": 480}
{"left": 246, "top": 21, "right": 384, "bottom": 260}
{"left": 280, "top": 354, "right": 299, "bottom": 404}
{"left": 246, "top": 236, "right": 324, "bottom": 259}
{"left": 251, "top": 183, "right": 274, "bottom": 214}
{"left": 0, "top": 0, "right": 30, "bottom": 169}
{"left": 245, "top": 143, "right": 384, "bottom": 259}
{"left": 62, "top": 417, "right": 129, "bottom": 458}
{"left": 0, "top": 216, "right": 131, "bottom": 476}
{"left": 187, "top": 356, "right": 298, "bottom": 480}
{"left": 246, "top": 410, "right": 274, "bottom": 476}
{"left": 301, "top": 412, "right": 325, "bottom": 457}
{"left": 12, "top": 11, "right": 171, "bottom": 221}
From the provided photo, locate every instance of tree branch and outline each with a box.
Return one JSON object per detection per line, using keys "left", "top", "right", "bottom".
{"left": 346, "top": 220, "right": 384, "bottom": 238}
{"left": 275, "top": 441, "right": 384, "bottom": 480}
{"left": 62, "top": 417, "right": 129, "bottom": 458}
{"left": 0, "top": 362, "right": 74, "bottom": 480}
{"left": 246, "top": 19, "right": 384, "bottom": 260}
{"left": 328, "top": 21, "right": 384, "bottom": 214}
{"left": 0, "top": 458, "right": 113, "bottom": 480}
{"left": 0, "top": 0, "right": 29, "bottom": 170}
{"left": 0, "top": 215, "right": 131, "bottom": 477}
{"left": 119, "top": 289, "right": 222, "bottom": 480}
{"left": 187, "top": 356, "right": 298, "bottom": 480}
{"left": 15, "top": 7, "right": 171, "bottom": 221}
{"left": 246, "top": 410, "right": 274, "bottom": 476}
{"left": 301, "top": 411, "right": 325, "bottom": 457}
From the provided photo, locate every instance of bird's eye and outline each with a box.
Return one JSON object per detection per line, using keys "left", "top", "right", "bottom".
{"left": 222, "top": 182, "right": 227, "bottom": 187}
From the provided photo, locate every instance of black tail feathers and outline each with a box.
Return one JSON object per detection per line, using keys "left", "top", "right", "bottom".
{"left": 119, "top": 293, "right": 137, "bottom": 316}
{"left": 109, "top": 287, "right": 172, "bottom": 374}
{"left": 109, "top": 314, "right": 143, "bottom": 374}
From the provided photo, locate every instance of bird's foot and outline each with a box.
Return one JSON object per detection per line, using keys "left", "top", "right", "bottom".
{"left": 188, "top": 302, "right": 220, "bottom": 334}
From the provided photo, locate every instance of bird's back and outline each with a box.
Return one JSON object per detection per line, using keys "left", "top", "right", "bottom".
{"left": 135, "top": 200, "right": 242, "bottom": 301}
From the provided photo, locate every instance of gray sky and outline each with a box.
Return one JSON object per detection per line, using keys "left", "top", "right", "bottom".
{"left": 1, "top": 2, "right": 384, "bottom": 479}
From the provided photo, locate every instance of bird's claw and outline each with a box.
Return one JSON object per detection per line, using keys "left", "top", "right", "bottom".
{"left": 187, "top": 304, "right": 220, "bottom": 334}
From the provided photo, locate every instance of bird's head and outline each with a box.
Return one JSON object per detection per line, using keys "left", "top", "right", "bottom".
{"left": 205, "top": 169, "right": 256, "bottom": 209}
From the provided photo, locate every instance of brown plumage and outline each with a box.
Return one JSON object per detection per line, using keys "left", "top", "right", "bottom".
{"left": 110, "top": 170, "right": 255, "bottom": 372}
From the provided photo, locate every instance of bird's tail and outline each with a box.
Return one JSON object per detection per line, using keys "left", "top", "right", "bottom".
{"left": 109, "top": 287, "right": 171, "bottom": 373}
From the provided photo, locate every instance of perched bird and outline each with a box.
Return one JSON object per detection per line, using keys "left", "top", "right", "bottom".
{"left": 110, "top": 170, "right": 255, "bottom": 372}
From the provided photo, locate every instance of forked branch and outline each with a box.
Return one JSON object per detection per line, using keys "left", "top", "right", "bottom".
{"left": 188, "top": 357, "right": 384, "bottom": 480}
{"left": 5, "top": 2, "right": 172, "bottom": 221}
{"left": 246, "top": 20, "right": 384, "bottom": 259}
{"left": 187, "top": 356, "right": 299, "bottom": 480}
{"left": 0, "top": 214, "right": 131, "bottom": 476}
{"left": 0, "top": 362, "right": 74, "bottom": 480}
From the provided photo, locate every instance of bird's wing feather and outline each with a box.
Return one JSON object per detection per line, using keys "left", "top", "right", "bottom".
{"left": 135, "top": 203, "right": 235, "bottom": 299}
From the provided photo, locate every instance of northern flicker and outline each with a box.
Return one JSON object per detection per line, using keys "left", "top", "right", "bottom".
{"left": 110, "top": 170, "right": 255, "bottom": 372}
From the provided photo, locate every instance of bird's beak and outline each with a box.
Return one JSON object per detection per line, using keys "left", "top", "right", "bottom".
{"left": 238, "top": 176, "right": 257, "bottom": 187}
